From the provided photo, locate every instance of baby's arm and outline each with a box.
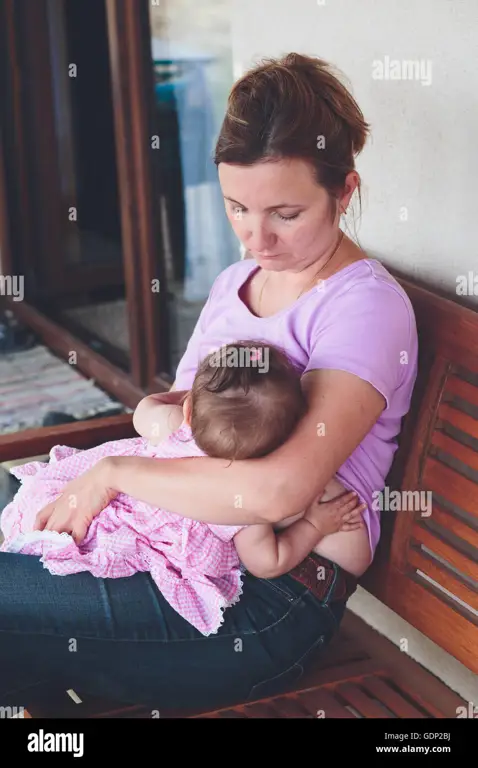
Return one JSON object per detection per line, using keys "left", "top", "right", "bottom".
{"left": 234, "top": 491, "right": 365, "bottom": 579}
{"left": 234, "top": 520, "right": 319, "bottom": 579}
{"left": 133, "top": 390, "right": 188, "bottom": 445}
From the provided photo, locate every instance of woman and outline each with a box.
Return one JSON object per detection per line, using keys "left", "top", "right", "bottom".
{"left": 0, "top": 53, "right": 418, "bottom": 714}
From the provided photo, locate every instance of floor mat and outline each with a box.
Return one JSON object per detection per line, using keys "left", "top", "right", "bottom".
{"left": 0, "top": 345, "right": 122, "bottom": 434}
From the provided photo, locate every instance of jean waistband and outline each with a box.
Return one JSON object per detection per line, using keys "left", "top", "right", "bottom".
{"left": 288, "top": 551, "right": 358, "bottom": 604}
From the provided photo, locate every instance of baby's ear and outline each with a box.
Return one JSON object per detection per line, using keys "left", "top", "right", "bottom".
{"left": 182, "top": 393, "right": 192, "bottom": 425}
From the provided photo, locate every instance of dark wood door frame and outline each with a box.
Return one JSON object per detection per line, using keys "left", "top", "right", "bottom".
{"left": 0, "top": 128, "right": 13, "bottom": 283}
{"left": 105, "top": 0, "right": 171, "bottom": 390}
{"left": 0, "top": 0, "right": 37, "bottom": 290}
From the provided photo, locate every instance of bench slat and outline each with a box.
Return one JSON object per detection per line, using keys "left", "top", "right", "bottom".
{"left": 445, "top": 374, "right": 478, "bottom": 409}
{"left": 359, "top": 675, "right": 426, "bottom": 718}
{"left": 426, "top": 501, "right": 478, "bottom": 552}
{"left": 410, "top": 523, "right": 478, "bottom": 583}
{"left": 438, "top": 402, "right": 478, "bottom": 441}
{"left": 407, "top": 545, "right": 478, "bottom": 612}
{"left": 386, "top": 571, "right": 478, "bottom": 674}
{"left": 422, "top": 456, "right": 478, "bottom": 520}
{"left": 431, "top": 429, "right": 478, "bottom": 473}
{"left": 298, "top": 688, "right": 357, "bottom": 718}
{"left": 333, "top": 682, "right": 391, "bottom": 718}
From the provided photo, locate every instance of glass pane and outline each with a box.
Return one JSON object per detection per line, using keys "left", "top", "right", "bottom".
{"left": 40, "top": 0, "right": 130, "bottom": 371}
{"left": 149, "top": 0, "right": 240, "bottom": 376}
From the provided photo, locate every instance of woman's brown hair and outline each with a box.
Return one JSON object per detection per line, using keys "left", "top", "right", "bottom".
{"left": 214, "top": 52, "right": 370, "bottom": 221}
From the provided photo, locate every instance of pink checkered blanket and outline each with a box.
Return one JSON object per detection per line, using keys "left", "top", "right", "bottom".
{"left": 0, "top": 424, "right": 247, "bottom": 635}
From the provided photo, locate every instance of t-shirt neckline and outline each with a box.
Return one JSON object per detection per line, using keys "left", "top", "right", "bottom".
{"left": 236, "top": 257, "right": 376, "bottom": 321}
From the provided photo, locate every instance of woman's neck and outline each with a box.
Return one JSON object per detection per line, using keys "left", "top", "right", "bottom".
{"left": 263, "top": 234, "right": 363, "bottom": 295}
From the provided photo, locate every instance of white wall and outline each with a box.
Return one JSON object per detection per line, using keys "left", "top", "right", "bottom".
{"left": 231, "top": 0, "right": 478, "bottom": 304}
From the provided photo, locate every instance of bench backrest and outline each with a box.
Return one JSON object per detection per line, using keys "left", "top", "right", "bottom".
{"left": 359, "top": 276, "right": 478, "bottom": 674}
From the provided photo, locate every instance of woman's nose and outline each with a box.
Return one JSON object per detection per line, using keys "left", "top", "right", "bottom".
{"left": 244, "top": 222, "right": 276, "bottom": 253}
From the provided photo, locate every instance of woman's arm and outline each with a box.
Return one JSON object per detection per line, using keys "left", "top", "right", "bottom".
{"left": 105, "top": 368, "right": 386, "bottom": 526}
{"left": 32, "top": 368, "right": 385, "bottom": 541}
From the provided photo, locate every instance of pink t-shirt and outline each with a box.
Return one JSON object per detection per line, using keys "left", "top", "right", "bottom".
{"left": 174, "top": 257, "right": 419, "bottom": 557}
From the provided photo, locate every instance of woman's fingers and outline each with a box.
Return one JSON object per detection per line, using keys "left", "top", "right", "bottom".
{"left": 33, "top": 502, "right": 56, "bottom": 531}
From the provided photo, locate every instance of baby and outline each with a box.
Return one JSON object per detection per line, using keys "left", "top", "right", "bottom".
{"left": 0, "top": 340, "right": 364, "bottom": 635}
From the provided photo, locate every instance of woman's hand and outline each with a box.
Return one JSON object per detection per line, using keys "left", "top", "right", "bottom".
{"left": 33, "top": 457, "right": 117, "bottom": 544}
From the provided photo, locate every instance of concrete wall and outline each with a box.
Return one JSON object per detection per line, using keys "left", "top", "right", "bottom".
{"left": 231, "top": 0, "right": 478, "bottom": 304}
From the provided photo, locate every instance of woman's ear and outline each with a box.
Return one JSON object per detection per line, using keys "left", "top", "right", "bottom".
{"left": 340, "top": 170, "right": 360, "bottom": 212}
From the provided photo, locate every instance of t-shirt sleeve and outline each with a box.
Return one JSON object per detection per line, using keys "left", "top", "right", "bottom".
{"left": 302, "top": 282, "right": 415, "bottom": 409}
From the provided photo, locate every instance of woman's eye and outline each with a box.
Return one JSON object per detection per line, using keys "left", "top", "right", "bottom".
{"left": 230, "top": 205, "right": 300, "bottom": 222}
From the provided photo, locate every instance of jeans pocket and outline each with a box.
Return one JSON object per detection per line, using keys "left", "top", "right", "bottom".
{"left": 246, "top": 634, "right": 327, "bottom": 704}
{"left": 327, "top": 598, "right": 347, "bottom": 632}
{"left": 246, "top": 661, "right": 305, "bottom": 703}
{"left": 260, "top": 574, "right": 307, "bottom": 603}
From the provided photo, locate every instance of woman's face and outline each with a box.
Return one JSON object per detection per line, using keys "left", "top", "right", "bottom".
{"left": 218, "top": 157, "right": 357, "bottom": 273}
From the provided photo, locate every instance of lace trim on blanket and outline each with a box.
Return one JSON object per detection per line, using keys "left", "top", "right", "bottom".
{"left": 2, "top": 529, "right": 74, "bottom": 553}
{"left": 197, "top": 571, "right": 245, "bottom": 636}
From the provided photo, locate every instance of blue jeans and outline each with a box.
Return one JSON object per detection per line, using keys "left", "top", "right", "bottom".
{"left": 0, "top": 551, "right": 348, "bottom": 713}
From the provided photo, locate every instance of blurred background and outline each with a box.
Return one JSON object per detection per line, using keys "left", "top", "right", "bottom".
{"left": 0, "top": 0, "right": 239, "bottom": 443}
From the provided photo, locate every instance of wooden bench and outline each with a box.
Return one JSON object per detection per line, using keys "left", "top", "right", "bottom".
{"left": 1, "top": 274, "right": 476, "bottom": 719}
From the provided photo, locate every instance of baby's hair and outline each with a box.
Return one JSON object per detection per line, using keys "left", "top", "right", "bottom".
{"left": 188, "top": 340, "right": 307, "bottom": 461}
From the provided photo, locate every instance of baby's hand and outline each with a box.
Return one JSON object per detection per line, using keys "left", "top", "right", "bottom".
{"left": 304, "top": 491, "right": 366, "bottom": 537}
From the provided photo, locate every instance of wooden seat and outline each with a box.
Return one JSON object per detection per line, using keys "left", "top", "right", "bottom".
{"left": 18, "top": 610, "right": 467, "bottom": 719}
{"left": 1, "top": 273, "right": 477, "bottom": 718}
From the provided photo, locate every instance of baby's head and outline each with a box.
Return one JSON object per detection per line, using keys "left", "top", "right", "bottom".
{"left": 180, "top": 340, "right": 307, "bottom": 461}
